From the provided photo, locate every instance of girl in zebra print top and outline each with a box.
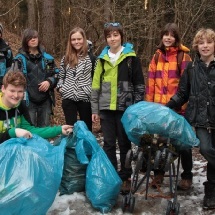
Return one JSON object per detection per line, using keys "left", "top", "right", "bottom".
{"left": 57, "top": 27, "right": 95, "bottom": 131}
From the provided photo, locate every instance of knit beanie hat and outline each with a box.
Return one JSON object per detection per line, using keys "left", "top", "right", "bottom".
{"left": 0, "top": 23, "right": 3, "bottom": 35}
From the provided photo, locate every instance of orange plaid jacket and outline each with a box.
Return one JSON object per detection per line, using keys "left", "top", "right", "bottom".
{"left": 145, "top": 45, "right": 192, "bottom": 114}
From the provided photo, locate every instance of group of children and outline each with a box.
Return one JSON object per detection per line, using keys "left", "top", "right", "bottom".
{"left": 1, "top": 21, "right": 215, "bottom": 210}
{"left": 0, "top": 26, "right": 72, "bottom": 142}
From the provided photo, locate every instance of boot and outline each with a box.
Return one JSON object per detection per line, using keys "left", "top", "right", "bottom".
{"left": 177, "top": 179, "right": 192, "bottom": 190}
{"left": 203, "top": 181, "right": 215, "bottom": 209}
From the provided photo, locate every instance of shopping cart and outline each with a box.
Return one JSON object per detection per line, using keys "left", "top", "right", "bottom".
{"left": 121, "top": 134, "right": 180, "bottom": 214}
{"left": 120, "top": 101, "right": 200, "bottom": 214}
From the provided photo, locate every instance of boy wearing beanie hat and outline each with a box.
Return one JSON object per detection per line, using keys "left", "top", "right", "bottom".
{"left": 0, "top": 23, "right": 13, "bottom": 87}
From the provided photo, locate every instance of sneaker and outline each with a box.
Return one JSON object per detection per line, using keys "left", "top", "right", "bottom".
{"left": 177, "top": 179, "right": 192, "bottom": 190}
{"left": 151, "top": 174, "right": 164, "bottom": 188}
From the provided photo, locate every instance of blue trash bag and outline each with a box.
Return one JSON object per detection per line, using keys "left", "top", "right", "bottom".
{"left": 121, "top": 101, "right": 200, "bottom": 149}
{"left": 73, "top": 121, "right": 122, "bottom": 214}
{"left": 0, "top": 134, "right": 66, "bottom": 215}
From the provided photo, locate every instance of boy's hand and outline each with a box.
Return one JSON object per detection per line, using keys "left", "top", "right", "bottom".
{"left": 62, "top": 125, "right": 73, "bottom": 135}
{"left": 15, "top": 128, "right": 32, "bottom": 139}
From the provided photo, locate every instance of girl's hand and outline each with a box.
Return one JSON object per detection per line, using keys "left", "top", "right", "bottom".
{"left": 38, "top": 81, "right": 50, "bottom": 92}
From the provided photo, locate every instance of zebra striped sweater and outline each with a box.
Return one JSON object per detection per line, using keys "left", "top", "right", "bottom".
{"left": 57, "top": 55, "right": 92, "bottom": 102}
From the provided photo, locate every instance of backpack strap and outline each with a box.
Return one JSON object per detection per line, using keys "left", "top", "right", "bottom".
{"left": 126, "top": 56, "right": 132, "bottom": 82}
{"left": 154, "top": 51, "right": 184, "bottom": 76}
{"left": 42, "top": 52, "right": 53, "bottom": 70}
{"left": 176, "top": 50, "right": 184, "bottom": 76}
{"left": 14, "top": 54, "right": 27, "bottom": 74}
{"left": 88, "top": 52, "right": 96, "bottom": 78}
{"left": 100, "top": 57, "right": 133, "bottom": 83}
{"left": 154, "top": 52, "right": 160, "bottom": 65}
{"left": 100, "top": 58, "right": 105, "bottom": 83}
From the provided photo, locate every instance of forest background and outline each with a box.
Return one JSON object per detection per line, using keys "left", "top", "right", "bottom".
{"left": 0, "top": 0, "right": 215, "bottom": 126}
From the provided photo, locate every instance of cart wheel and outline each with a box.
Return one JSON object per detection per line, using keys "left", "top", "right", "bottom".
{"left": 121, "top": 195, "right": 128, "bottom": 212}
{"left": 174, "top": 202, "right": 180, "bottom": 215}
{"left": 154, "top": 150, "right": 161, "bottom": 169}
{"left": 164, "top": 152, "right": 173, "bottom": 172}
{"left": 166, "top": 201, "right": 173, "bottom": 215}
{"left": 136, "top": 151, "right": 144, "bottom": 171}
{"left": 128, "top": 196, "right": 136, "bottom": 213}
{"left": 125, "top": 149, "right": 133, "bottom": 168}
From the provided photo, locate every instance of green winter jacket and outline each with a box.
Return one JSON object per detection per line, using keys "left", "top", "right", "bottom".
{"left": 91, "top": 42, "right": 145, "bottom": 114}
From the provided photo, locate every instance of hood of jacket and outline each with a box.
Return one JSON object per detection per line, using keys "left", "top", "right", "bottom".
{"left": 18, "top": 45, "right": 46, "bottom": 59}
{"left": 98, "top": 42, "right": 136, "bottom": 61}
{"left": 157, "top": 44, "right": 190, "bottom": 55}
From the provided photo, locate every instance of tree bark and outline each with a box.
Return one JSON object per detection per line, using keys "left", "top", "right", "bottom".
{"left": 41, "top": 0, "right": 55, "bottom": 54}
{"left": 27, "top": 0, "right": 36, "bottom": 29}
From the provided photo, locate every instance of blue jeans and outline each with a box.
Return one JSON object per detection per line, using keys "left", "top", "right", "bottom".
{"left": 196, "top": 127, "right": 215, "bottom": 183}
{"left": 27, "top": 99, "right": 52, "bottom": 127}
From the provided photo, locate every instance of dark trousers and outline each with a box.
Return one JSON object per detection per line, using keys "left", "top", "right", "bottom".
{"left": 180, "top": 148, "right": 193, "bottom": 179}
{"left": 196, "top": 127, "right": 215, "bottom": 183}
{"left": 155, "top": 143, "right": 193, "bottom": 179}
{"left": 100, "top": 110, "right": 131, "bottom": 181}
{"left": 62, "top": 99, "right": 92, "bottom": 131}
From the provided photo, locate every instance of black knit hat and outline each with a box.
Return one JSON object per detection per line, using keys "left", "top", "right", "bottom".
{"left": 0, "top": 23, "right": 3, "bottom": 35}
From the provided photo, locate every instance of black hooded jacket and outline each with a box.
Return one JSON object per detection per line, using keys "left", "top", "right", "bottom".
{"left": 167, "top": 55, "right": 215, "bottom": 128}
{"left": 13, "top": 46, "right": 58, "bottom": 105}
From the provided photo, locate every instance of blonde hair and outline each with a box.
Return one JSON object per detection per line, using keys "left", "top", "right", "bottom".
{"left": 192, "top": 28, "right": 215, "bottom": 51}
{"left": 64, "top": 27, "right": 88, "bottom": 68}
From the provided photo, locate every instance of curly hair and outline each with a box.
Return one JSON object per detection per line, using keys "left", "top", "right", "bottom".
{"left": 192, "top": 28, "right": 215, "bottom": 51}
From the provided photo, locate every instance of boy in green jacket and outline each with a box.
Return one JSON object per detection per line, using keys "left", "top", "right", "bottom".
{"left": 0, "top": 70, "right": 72, "bottom": 143}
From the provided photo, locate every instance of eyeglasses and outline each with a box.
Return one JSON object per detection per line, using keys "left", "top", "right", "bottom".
{"left": 104, "top": 22, "right": 121, "bottom": 28}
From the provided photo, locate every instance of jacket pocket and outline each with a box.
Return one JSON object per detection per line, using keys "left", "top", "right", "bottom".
{"left": 99, "top": 82, "right": 111, "bottom": 108}
{"left": 117, "top": 81, "right": 133, "bottom": 109}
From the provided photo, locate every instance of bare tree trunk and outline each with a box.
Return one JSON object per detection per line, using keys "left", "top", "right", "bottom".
{"left": 104, "top": 0, "right": 111, "bottom": 21}
{"left": 41, "top": 0, "right": 55, "bottom": 54}
{"left": 27, "top": 0, "right": 36, "bottom": 28}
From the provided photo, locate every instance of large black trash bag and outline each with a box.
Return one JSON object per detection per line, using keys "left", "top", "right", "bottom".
{"left": 54, "top": 135, "right": 88, "bottom": 195}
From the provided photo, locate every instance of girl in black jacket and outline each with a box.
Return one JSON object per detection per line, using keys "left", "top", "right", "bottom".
{"left": 166, "top": 28, "right": 215, "bottom": 210}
